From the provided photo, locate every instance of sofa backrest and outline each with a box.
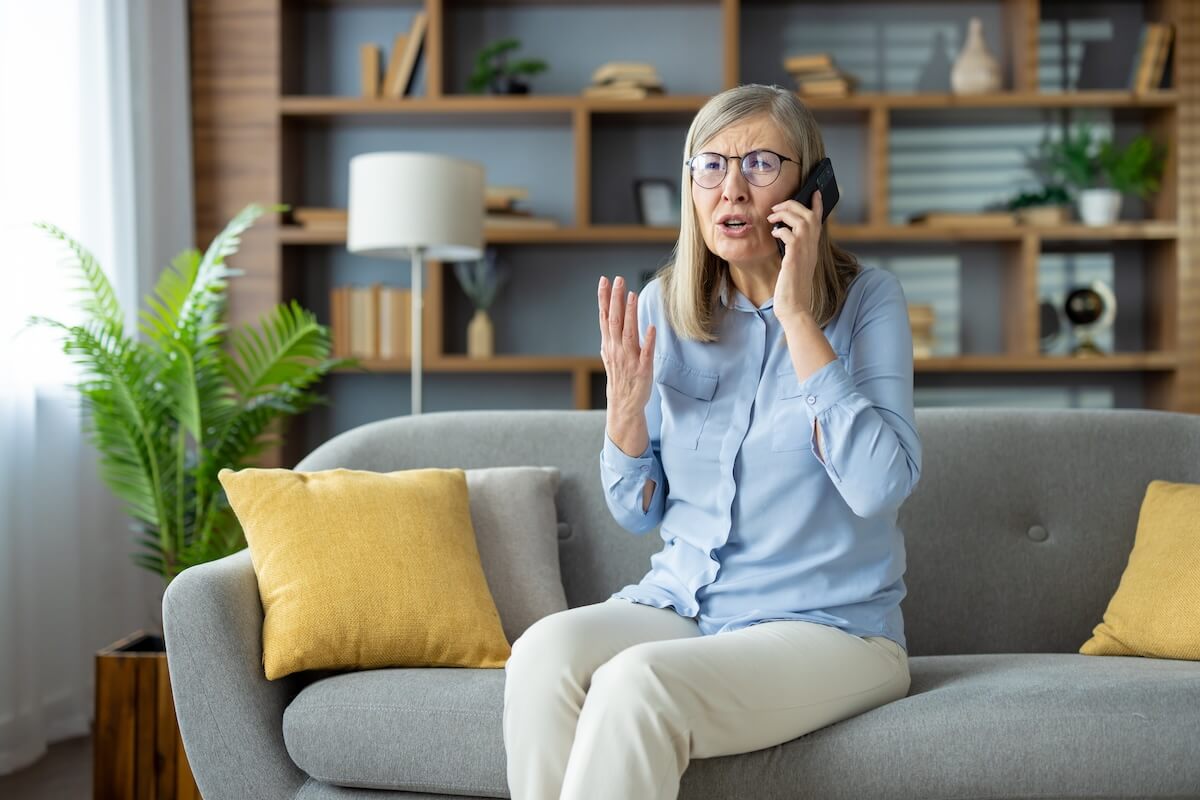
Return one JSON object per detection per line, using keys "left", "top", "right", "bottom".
{"left": 295, "top": 407, "right": 1200, "bottom": 657}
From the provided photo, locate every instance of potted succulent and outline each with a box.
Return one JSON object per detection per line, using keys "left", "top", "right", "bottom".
{"left": 467, "top": 37, "right": 548, "bottom": 95}
{"left": 453, "top": 247, "right": 511, "bottom": 358}
{"left": 25, "top": 202, "right": 355, "bottom": 798}
{"left": 1035, "top": 123, "right": 1166, "bottom": 226}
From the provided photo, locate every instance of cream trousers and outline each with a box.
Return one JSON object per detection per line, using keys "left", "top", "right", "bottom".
{"left": 502, "top": 596, "right": 910, "bottom": 800}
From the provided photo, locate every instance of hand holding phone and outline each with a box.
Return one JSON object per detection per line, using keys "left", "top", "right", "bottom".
{"left": 774, "top": 157, "right": 839, "bottom": 257}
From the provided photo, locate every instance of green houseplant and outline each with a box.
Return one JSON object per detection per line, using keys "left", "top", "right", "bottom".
{"left": 27, "top": 202, "right": 355, "bottom": 585}
{"left": 1034, "top": 123, "right": 1166, "bottom": 225}
{"left": 28, "top": 202, "right": 356, "bottom": 799}
{"left": 466, "top": 37, "right": 548, "bottom": 95}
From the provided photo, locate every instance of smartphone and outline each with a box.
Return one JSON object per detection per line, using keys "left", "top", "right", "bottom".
{"left": 774, "top": 157, "right": 839, "bottom": 257}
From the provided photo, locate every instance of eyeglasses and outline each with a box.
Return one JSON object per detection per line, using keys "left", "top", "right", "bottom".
{"left": 684, "top": 149, "right": 800, "bottom": 189}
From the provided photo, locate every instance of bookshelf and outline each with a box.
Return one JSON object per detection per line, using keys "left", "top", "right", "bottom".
{"left": 188, "top": 0, "right": 1199, "bottom": 468}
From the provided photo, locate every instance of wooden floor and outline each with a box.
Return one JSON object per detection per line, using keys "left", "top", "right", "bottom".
{"left": 0, "top": 734, "right": 90, "bottom": 799}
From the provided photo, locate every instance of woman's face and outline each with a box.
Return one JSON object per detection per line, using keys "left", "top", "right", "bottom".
{"left": 690, "top": 116, "right": 803, "bottom": 272}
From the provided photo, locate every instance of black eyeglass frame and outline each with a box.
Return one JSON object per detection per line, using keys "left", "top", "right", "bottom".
{"left": 683, "top": 149, "right": 801, "bottom": 188}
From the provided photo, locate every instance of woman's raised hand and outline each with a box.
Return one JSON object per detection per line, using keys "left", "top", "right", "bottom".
{"left": 598, "top": 275, "right": 656, "bottom": 421}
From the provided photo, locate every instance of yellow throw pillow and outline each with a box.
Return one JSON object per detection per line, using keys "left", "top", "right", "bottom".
{"left": 1080, "top": 479, "right": 1200, "bottom": 660}
{"left": 217, "top": 466, "right": 511, "bottom": 680}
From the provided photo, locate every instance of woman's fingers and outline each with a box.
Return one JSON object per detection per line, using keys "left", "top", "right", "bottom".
{"left": 623, "top": 289, "right": 639, "bottom": 350}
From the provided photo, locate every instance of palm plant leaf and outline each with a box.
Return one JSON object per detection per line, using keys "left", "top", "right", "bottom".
{"left": 32, "top": 222, "right": 126, "bottom": 341}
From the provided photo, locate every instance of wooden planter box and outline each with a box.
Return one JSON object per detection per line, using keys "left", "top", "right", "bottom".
{"left": 94, "top": 630, "right": 201, "bottom": 799}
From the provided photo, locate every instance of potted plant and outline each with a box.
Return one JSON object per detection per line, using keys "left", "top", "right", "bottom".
{"left": 453, "top": 247, "right": 510, "bottom": 358}
{"left": 467, "top": 37, "right": 548, "bottom": 95}
{"left": 25, "top": 202, "right": 355, "bottom": 798}
{"left": 1035, "top": 123, "right": 1166, "bottom": 226}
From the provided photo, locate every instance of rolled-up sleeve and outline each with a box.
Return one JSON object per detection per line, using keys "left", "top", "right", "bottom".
{"left": 598, "top": 287, "right": 667, "bottom": 534}
{"left": 797, "top": 273, "right": 922, "bottom": 519}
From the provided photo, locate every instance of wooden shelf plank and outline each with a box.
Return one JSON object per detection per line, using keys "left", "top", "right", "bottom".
{"left": 280, "top": 221, "right": 1179, "bottom": 245}
{"left": 277, "top": 90, "right": 1179, "bottom": 117}
{"left": 332, "top": 352, "right": 1178, "bottom": 375}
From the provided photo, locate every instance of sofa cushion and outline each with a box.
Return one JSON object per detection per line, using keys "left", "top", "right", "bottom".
{"left": 219, "top": 465, "right": 563, "bottom": 680}
{"left": 1080, "top": 479, "right": 1200, "bottom": 660}
{"left": 282, "top": 653, "right": 1200, "bottom": 798}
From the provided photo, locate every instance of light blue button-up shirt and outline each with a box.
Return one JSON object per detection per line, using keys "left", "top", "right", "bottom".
{"left": 600, "top": 264, "right": 922, "bottom": 652}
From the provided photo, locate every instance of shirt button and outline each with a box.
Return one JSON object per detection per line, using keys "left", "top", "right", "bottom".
{"left": 807, "top": 395, "right": 817, "bottom": 405}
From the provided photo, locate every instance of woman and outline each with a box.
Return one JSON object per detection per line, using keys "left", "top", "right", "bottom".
{"left": 503, "top": 83, "right": 922, "bottom": 800}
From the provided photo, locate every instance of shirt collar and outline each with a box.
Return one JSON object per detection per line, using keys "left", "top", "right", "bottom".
{"left": 719, "top": 270, "right": 774, "bottom": 312}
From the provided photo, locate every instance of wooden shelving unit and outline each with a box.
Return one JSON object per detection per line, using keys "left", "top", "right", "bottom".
{"left": 188, "top": 0, "right": 1199, "bottom": 468}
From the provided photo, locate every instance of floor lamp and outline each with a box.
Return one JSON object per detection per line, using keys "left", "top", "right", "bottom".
{"left": 347, "top": 152, "right": 485, "bottom": 415}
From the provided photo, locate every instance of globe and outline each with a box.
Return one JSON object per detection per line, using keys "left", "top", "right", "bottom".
{"left": 1064, "top": 288, "right": 1104, "bottom": 326}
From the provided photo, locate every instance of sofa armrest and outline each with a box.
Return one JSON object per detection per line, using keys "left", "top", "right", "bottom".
{"left": 163, "top": 548, "right": 309, "bottom": 800}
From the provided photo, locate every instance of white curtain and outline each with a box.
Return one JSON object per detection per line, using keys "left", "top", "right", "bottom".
{"left": 0, "top": 0, "right": 195, "bottom": 775}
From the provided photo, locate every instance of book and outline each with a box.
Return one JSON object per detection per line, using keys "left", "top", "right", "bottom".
{"left": 485, "top": 213, "right": 560, "bottom": 228}
{"left": 592, "top": 61, "right": 659, "bottom": 85}
{"left": 1147, "top": 23, "right": 1174, "bottom": 91}
{"left": 909, "top": 211, "right": 1016, "bottom": 226}
{"left": 582, "top": 85, "right": 664, "bottom": 99}
{"left": 384, "top": 11, "right": 428, "bottom": 98}
{"left": 294, "top": 207, "right": 348, "bottom": 228}
{"left": 330, "top": 287, "right": 348, "bottom": 358}
{"left": 360, "top": 44, "right": 381, "bottom": 98}
{"left": 797, "top": 78, "right": 855, "bottom": 96}
{"left": 380, "top": 33, "right": 409, "bottom": 98}
{"left": 784, "top": 53, "right": 835, "bottom": 73}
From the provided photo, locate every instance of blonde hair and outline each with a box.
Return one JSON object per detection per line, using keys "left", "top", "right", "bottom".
{"left": 653, "top": 83, "right": 861, "bottom": 342}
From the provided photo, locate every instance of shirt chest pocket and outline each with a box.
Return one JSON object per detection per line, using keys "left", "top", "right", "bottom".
{"left": 656, "top": 357, "right": 718, "bottom": 451}
{"left": 770, "top": 352, "right": 849, "bottom": 453}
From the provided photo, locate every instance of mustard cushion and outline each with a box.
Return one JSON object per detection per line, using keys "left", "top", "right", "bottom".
{"left": 217, "top": 466, "right": 511, "bottom": 680}
{"left": 1080, "top": 479, "right": 1200, "bottom": 660}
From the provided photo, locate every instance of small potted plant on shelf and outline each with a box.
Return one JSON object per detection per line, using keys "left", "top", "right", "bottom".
{"left": 467, "top": 37, "right": 549, "bottom": 95}
{"left": 453, "top": 247, "right": 510, "bottom": 358}
{"left": 25, "top": 202, "right": 355, "bottom": 798}
{"left": 1035, "top": 123, "right": 1166, "bottom": 226}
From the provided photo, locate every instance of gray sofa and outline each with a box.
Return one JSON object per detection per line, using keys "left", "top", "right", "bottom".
{"left": 163, "top": 407, "right": 1200, "bottom": 800}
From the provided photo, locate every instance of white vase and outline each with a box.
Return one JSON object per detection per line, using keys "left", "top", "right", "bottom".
{"left": 951, "top": 17, "right": 1002, "bottom": 94}
{"left": 1078, "top": 189, "right": 1122, "bottom": 226}
{"left": 467, "top": 308, "right": 494, "bottom": 358}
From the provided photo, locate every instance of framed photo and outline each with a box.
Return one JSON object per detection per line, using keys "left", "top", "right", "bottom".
{"left": 634, "top": 178, "right": 679, "bottom": 227}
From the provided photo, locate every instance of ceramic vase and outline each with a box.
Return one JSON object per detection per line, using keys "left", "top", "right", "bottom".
{"left": 467, "top": 308, "right": 494, "bottom": 358}
{"left": 951, "top": 17, "right": 1002, "bottom": 94}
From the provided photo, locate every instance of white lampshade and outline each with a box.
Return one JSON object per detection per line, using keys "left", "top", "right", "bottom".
{"left": 347, "top": 152, "right": 485, "bottom": 261}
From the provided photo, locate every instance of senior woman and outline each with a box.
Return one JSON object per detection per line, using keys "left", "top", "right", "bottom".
{"left": 503, "top": 83, "right": 922, "bottom": 800}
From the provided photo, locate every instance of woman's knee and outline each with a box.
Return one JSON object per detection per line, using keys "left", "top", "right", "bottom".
{"left": 507, "top": 607, "right": 596, "bottom": 672}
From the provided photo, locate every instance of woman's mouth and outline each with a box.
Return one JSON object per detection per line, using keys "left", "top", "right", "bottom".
{"left": 719, "top": 220, "right": 752, "bottom": 237}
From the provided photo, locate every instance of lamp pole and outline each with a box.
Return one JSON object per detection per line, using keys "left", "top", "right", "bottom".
{"left": 411, "top": 245, "right": 424, "bottom": 415}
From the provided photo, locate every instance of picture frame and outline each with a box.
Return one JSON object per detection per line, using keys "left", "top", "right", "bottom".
{"left": 634, "top": 178, "right": 679, "bottom": 227}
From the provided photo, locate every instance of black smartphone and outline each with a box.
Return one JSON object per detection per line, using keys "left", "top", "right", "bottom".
{"left": 774, "top": 157, "right": 839, "bottom": 257}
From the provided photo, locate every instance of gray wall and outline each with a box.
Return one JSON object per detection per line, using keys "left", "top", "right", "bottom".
{"left": 289, "top": 2, "right": 1163, "bottom": 454}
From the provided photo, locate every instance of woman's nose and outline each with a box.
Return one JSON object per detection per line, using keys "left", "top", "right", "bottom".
{"left": 721, "top": 168, "right": 749, "bottom": 202}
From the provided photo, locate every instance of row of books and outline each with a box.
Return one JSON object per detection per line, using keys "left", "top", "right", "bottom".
{"left": 331, "top": 285, "right": 414, "bottom": 360}
{"left": 1129, "top": 22, "right": 1174, "bottom": 93}
{"left": 583, "top": 61, "right": 666, "bottom": 100}
{"left": 288, "top": 193, "right": 561, "bottom": 232}
{"left": 784, "top": 53, "right": 858, "bottom": 98}
{"left": 360, "top": 11, "right": 429, "bottom": 98}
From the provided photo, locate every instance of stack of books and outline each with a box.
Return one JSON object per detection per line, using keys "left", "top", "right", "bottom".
{"left": 360, "top": 11, "right": 429, "bottom": 98}
{"left": 909, "top": 304, "right": 935, "bottom": 359}
{"left": 331, "top": 284, "right": 413, "bottom": 361}
{"left": 292, "top": 207, "right": 347, "bottom": 231}
{"left": 784, "top": 53, "right": 858, "bottom": 98}
{"left": 486, "top": 186, "right": 559, "bottom": 229}
{"left": 583, "top": 62, "right": 666, "bottom": 100}
{"left": 1129, "top": 22, "right": 1174, "bottom": 93}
